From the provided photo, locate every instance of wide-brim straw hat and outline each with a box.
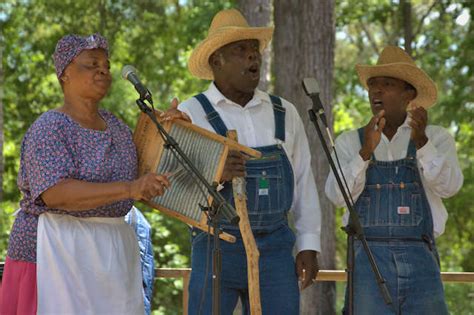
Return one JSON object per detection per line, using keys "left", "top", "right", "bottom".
{"left": 356, "top": 46, "right": 437, "bottom": 109}
{"left": 188, "top": 9, "right": 273, "bottom": 80}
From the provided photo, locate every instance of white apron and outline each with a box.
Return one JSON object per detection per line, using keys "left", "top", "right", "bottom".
{"left": 37, "top": 212, "right": 144, "bottom": 315}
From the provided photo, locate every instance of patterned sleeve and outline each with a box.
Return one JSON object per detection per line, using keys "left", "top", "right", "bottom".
{"left": 20, "top": 115, "right": 75, "bottom": 204}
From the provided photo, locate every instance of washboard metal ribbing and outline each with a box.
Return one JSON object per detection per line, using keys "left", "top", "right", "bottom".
{"left": 133, "top": 111, "right": 261, "bottom": 242}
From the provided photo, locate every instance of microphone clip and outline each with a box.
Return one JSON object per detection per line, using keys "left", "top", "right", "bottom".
{"left": 302, "top": 77, "right": 328, "bottom": 127}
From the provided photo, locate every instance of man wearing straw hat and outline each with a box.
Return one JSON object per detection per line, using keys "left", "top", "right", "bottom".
{"left": 325, "top": 46, "right": 463, "bottom": 314}
{"left": 164, "top": 8, "right": 321, "bottom": 315}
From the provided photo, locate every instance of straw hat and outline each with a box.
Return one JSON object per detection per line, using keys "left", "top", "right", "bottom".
{"left": 356, "top": 46, "right": 437, "bottom": 108}
{"left": 188, "top": 9, "right": 273, "bottom": 80}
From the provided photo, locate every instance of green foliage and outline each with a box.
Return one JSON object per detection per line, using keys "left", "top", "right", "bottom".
{"left": 143, "top": 206, "right": 191, "bottom": 314}
{"left": 1, "top": 0, "right": 235, "bottom": 313}
{"left": 1, "top": 0, "right": 473, "bottom": 312}
{"left": 0, "top": 202, "right": 16, "bottom": 259}
{"left": 444, "top": 283, "right": 474, "bottom": 314}
{"left": 334, "top": 1, "right": 474, "bottom": 313}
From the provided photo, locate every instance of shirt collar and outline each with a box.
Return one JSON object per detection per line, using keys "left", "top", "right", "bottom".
{"left": 205, "top": 82, "right": 269, "bottom": 109}
{"left": 380, "top": 115, "right": 411, "bottom": 143}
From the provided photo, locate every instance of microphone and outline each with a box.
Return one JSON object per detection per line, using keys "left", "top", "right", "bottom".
{"left": 122, "top": 65, "right": 153, "bottom": 105}
{"left": 302, "top": 77, "right": 335, "bottom": 147}
{"left": 302, "top": 77, "right": 327, "bottom": 127}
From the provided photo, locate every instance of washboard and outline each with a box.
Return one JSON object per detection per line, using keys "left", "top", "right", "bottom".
{"left": 133, "top": 111, "right": 261, "bottom": 242}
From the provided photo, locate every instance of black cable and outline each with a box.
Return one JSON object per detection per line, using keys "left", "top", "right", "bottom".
{"left": 157, "top": 126, "right": 215, "bottom": 315}
{"left": 153, "top": 114, "right": 226, "bottom": 315}
{"left": 306, "top": 108, "right": 394, "bottom": 314}
{"left": 197, "top": 222, "right": 213, "bottom": 315}
{"left": 333, "top": 148, "right": 356, "bottom": 208}
{"left": 135, "top": 98, "right": 233, "bottom": 314}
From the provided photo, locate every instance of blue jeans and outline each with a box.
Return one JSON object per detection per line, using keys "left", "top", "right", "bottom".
{"left": 188, "top": 224, "right": 299, "bottom": 315}
{"left": 344, "top": 241, "right": 447, "bottom": 315}
{"left": 345, "top": 130, "right": 449, "bottom": 314}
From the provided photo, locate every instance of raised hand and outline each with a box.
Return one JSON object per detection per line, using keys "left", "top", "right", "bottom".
{"left": 359, "top": 110, "right": 386, "bottom": 161}
{"left": 408, "top": 106, "right": 428, "bottom": 149}
{"left": 158, "top": 97, "right": 191, "bottom": 122}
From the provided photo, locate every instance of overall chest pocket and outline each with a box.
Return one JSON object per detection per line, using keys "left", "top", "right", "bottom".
{"left": 356, "top": 183, "right": 423, "bottom": 227}
{"left": 394, "top": 182, "right": 424, "bottom": 226}
{"left": 245, "top": 161, "right": 283, "bottom": 214}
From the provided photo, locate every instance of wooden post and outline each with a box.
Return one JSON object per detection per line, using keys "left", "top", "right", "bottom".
{"left": 227, "top": 130, "right": 262, "bottom": 315}
{"left": 183, "top": 271, "right": 190, "bottom": 315}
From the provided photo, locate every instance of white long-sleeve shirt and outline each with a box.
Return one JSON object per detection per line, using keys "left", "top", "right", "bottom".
{"left": 178, "top": 83, "right": 322, "bottom": 252}
{"left": 325, "top": 117, "right": 463, "bottom": 237}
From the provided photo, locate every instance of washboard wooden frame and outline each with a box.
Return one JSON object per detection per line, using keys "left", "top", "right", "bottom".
{"left": 133, "top": 111, "right": 261, "bottom": 242}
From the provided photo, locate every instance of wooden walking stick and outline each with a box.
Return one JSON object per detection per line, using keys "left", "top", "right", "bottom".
{"left": 227, "top": 130, "right": 262, "bottom": 315}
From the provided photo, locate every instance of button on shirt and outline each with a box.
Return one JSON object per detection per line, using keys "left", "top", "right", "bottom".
{"left": 178, "top": 83, "right": 322, "bottom": 252}
{"left": 325, "top": 118, "right": 463, "bottom": 237}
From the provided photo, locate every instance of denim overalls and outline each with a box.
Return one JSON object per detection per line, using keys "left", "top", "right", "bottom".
{"left": 188, "top": 93, "right": 300, "bottom": 315}
{"left": 344, "top": 128, "right": 448, "bottom": 314}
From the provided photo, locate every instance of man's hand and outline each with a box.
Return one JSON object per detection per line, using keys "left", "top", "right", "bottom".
{"left": 359, "top": 110, "right": 386, "bottom": 161}
{"left": 221, "top": 150, "right": 247, "bottom": 182}
{"left": 296, "top": 250, "right": 319, "bottom": 290}
{"left": 158, "top": 97, "right": 191, "bottom": 122}
{"left": 408, "top": 106, "right": 428, "bottom": 149}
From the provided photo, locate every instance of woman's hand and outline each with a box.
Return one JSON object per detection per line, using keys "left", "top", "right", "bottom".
{"left": 158, "top": 97, "right": 191, "bottom": 122}
{"left": 129, "top": 173, "right": 171, "bottom": 201}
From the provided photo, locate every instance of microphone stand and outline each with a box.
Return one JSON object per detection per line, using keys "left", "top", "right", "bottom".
{"left": 307, "top": 106, "right": 392, "bottom": 315}
{"left": 134, "top": 98, "right": 239, "bottom": 315}
{"left": 210, "top": 203, "right": 222, "bottom": 315}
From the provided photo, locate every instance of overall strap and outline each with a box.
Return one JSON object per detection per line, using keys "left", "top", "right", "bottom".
{"left": 406, "top": 139, "right": 417, "bottom": 159}
{"left": 269, "top": 95, "right": 286, "bottom": 142}
{"left": 194, "top": 93, "right": 228, "bottom": 137}
{"left": 357, "top": 127, "right": 374, "bottom": 160}
{"left": 357, "top": 127, "right": 364, "bottom": 145}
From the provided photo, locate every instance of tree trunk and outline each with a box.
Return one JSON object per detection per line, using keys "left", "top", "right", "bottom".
{"left": 237, "top": 0, "right": 272, "bottom": 91}
{"left": 0, "top": 40, "right": 3, "bottom": 202}
{"left": 274, "top": 1, "right": 336, "bottom": 314}
{"left": 98, "top": 0, "right": 107, "bottom": 35}
{"left": 400, "top": 0, "right": 413, "bottom": 56}
{"left": 233, "top": 4, "right": 273, "bottom": 314}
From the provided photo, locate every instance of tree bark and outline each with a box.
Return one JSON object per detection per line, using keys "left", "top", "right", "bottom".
{"left": 0, "top": 38, "right": 3, "bottom": 201}
{"left": 237, "top": 0, "right": 272, "bottom": 91}
{"left": 98, "top": 0, "right": 105, "bottom": 34}
{"left": 400, "top": 0, "right": 413, "bottom": 56}
{"left": 233, "top": 3, "right": 273, "bottom": 314}
{"left": 274, "top": 1, "right": 336, "bottom": 314}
